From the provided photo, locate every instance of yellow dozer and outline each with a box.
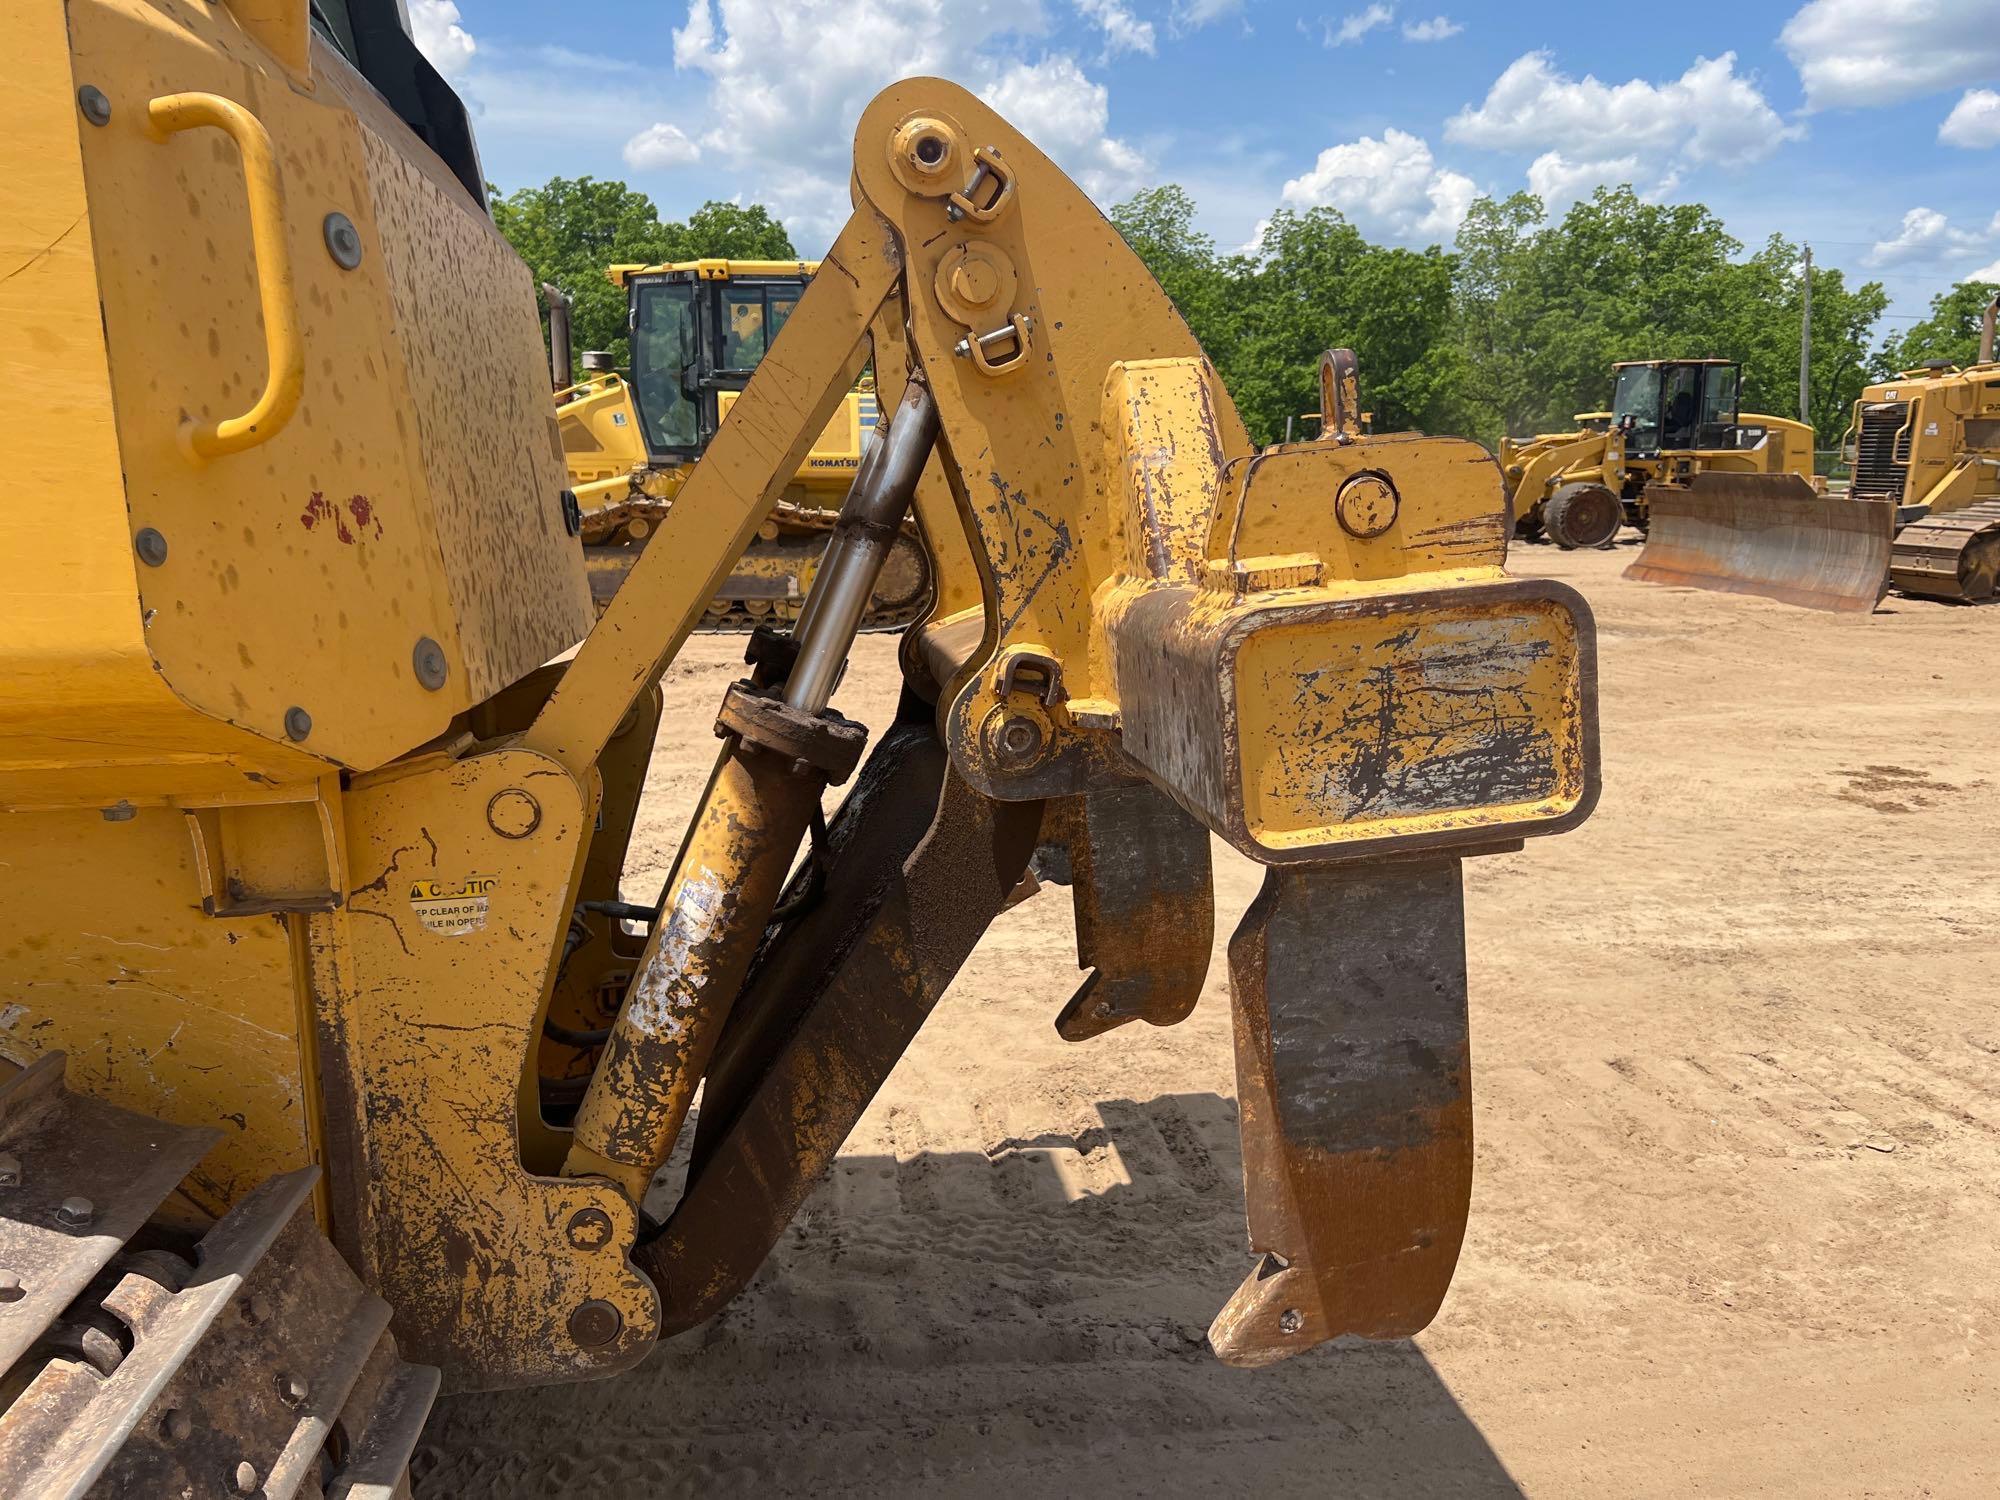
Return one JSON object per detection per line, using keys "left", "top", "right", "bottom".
{"left": 1500, "top": 358, "right": 1817, "bottom": 549}
{"left": 1836, "top": 303, "right": 2000, "bottom": 603}
{"left": 1, "top": 4, "right": 1600, "bottom": 1488}
{"left": 551, "top": 262, "right": 931, "bottom": 629}
{"left": 1622, "top": 300, "right": 2000, "bottom": 612}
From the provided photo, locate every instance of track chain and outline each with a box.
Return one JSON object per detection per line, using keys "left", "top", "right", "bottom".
{"left": 0, "top": 1054, "right": 437, "bottom": 1499}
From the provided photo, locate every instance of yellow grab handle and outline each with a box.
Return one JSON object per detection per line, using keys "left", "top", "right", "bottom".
{"left": 145, "top": 92, "right": 304, "bottom": 460}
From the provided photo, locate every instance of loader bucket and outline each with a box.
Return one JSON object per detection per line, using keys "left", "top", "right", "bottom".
{"left": 1624, "top": 473, "right": 1895, "bottom": 614}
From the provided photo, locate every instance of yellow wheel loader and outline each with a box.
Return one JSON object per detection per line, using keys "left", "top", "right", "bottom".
{"left": 550, "top": 262, "right": 931, "bottom": 629}
{"left": 1500, "top": 359, "right": 1817, "bottom": 550}
{"left": 1, "top": 3, "right": 1600, "bottom": 1488}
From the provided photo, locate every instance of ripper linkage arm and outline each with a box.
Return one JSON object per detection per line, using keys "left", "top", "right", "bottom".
{"left": 532, "top": 77, "right": 1599, "bottom": 1367}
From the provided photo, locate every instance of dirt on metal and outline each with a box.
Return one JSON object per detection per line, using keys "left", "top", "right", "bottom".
{"left": 417, "top": 544, "right": 2000, "bottom": 1497}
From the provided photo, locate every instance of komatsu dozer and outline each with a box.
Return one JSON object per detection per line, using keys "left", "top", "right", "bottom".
{"left": 1501, "top": 358, "right": 1817, "bottom": 549}
{"left": 0, "top": 2, "right": 1599, "bottom": 1490}
{"left": 550, "top": 262, "right": 931, "bottom": 629}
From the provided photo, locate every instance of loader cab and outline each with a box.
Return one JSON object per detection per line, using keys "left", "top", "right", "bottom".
{"left": 619, "top": 261, "right": 816, "bottom": 464}
{"left": 1611, "top": 360, "right": 1741, "bottom": 456}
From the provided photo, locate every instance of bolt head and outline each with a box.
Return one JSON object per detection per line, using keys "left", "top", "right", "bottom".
{"left": 77, "top": 85, "right": 111, "bottom": 126}
{"left": 322, "top": 212, "right": 363, "bottom": 270}
{"left": 134, "top": 527, "right": 169, "bottom": 566}
{"left": 279, "top": 1373, "right": 310, "bottom": 1406}
{"left": 283, "top": 706, "right": 312, "bottom": 742}
{"left": 568, "top": 1298, "right": 623, "bottom": 1348}
{"left": 0, "top": 1273, "right": 25, "bottom": 1304}
{"left": 412, "top": 636, "right": 449, "bottom": 691}
{"left": 1279, "top": 1307, "right": 1305, "bottom": 1335}
{"left": 565, "top": 1207, "right": 614, "bottom": 1250}
{"left": 55, "top": 1196, "right": 94, "bottom": 1228}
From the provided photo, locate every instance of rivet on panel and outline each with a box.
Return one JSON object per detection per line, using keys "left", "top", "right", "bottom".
{"left": 56, "top": 1196, "right": 94, "bottom": 1228}
{"left": 323, "top": 212, "right": 363, "bottom": 270}
{"left": 412, "top": 636, "right": 449, "bottom": 691}
{"left": 135, "top": 528, "right": 169, "bottom": 566}
{"left": 284, "top": 707, "right": 313, "bottom": 742}
{"left": 77, "top": 86, "right": 111, "bottom": 127}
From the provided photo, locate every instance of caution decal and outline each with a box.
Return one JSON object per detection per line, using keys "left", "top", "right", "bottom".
{"left": 408, "top": 876, "right": 498, "bottom": 936}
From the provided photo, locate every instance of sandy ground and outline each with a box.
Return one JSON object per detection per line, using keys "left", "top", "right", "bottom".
{"left": 417, "top": 543, "right": 2000, "bottom": 1498}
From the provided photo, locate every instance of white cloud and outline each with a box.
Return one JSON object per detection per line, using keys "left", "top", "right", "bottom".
{"left": 1279, "top": 128, "right": 1478, "bottom": 241}
{"left": 1525, "top": 150, "right": 1639, "bottom": 213}
{"left": 1326, "top": 3, "right": 1395, "bottom": 46}
{"left": 1402, "top": 15, "right": 1462, "bottom": 41}
{"left": 409, "top": 0, "right": 477, "bottom": 79}
{"left": 1941, "top": 88, "right": 2000, "bottom": 148}
{"left": 1781, "top": 0, "right": 2000, "bottom": 110}
{"left": 670, "top": 0, "right": 1146, "bottom": 237}
{"left": 671, "top": 0, "right": 1049, "bottom": 233}
{"left": 1968, "top": 258, "right": 2000, "bottom": 283}
{"left": 1170, "top": 0, "right": 1245, "bottom": 34}
{"left": 1076, "top": 0, "right": 1157, "bottom": 56}
{"left": 623, "top": 123, "right": 702, "bottom": 170}
{"left": 1869, "top": 206, "right": 2000, "bottom": 268}
{"left": 1446, "top": 50, "right": 1800, "bottom": 168}
{"left": 979, "top": 58, "right": 1150, "bottom": 203}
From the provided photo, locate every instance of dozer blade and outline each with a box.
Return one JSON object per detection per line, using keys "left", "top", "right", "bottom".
{"left": 1624, "top": 473, "right": 1895, "bottom": 613}
{"left": 1210, "top": 859, "right": 1473, "bottom": 1369}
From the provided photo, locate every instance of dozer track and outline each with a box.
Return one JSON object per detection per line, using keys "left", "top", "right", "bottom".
{"left": 583, "top": 498, "right": 934, "bottom": 632}
{"left": 0, "top": 1054, "right": 437, "bottom": 1499}
{"left": 1889, "top": 499, "right": 2000, "bottom": 604}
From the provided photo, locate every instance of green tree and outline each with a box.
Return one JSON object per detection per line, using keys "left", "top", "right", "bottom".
{"left": 1108, "top": 185, "right": 1242, "bottom": 361}
{"left": 490, "top": 177, "right": 794, "bottom": 376}
{"left": 1109, "top": 191, "right": 1464, "bottom": 444}
{"left": 1877, "top": 280, "right": 2000, "bottom": 373}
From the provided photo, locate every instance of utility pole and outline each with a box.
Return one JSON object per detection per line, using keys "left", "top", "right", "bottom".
{"left": 1799, "top": 243, "right": 1813, "bottom": 426}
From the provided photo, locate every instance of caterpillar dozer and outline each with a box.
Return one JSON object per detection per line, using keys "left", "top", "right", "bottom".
{"left": 550, "top": 262, "right": 932, "bottom": 629}
{"left": 1622, "top": 297, "right": 2000, "bottom": 613}
{"left": 1500, "top": 358, "right": 1817, "bottom": 549}
{"left": 1837, "top": 303, "right": 2000, "bottom": 603}
{"left": 0, "top": 2, "right": 1600, "bottom": 1490}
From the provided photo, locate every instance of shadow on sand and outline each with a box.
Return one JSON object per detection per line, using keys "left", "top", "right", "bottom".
{"left": 416, "top": 1092, "right": 1520, "bottom": 1499}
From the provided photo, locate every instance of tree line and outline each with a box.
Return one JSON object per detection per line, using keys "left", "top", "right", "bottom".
{"left": 495, "top": 174, "right": 1996, "bottom": 447}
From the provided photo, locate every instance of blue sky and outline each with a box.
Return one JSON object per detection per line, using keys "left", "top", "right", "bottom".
{"left": 412, "top": 0, "right": 2000, "bottom": 328}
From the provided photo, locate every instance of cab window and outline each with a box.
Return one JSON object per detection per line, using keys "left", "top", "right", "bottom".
{"left": 632, "top": 282, "right": 699, "bottom": 452}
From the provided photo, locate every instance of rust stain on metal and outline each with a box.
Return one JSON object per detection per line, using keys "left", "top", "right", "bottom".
{"left": 1210, "top": 859, "right": 1473, "bottom": 1369}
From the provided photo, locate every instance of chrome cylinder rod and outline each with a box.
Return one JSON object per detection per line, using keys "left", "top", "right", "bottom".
{"left": 784, "top": 378, "right": 940, "bottom": 712}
